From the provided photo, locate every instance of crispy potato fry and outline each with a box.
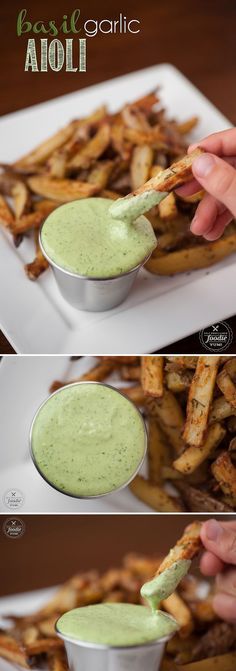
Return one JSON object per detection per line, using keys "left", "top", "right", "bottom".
{"left": 0, "top": 634, "right": 29, "bottom": 668}
{"left": 145, "top": 234, "right": 236, "bottom": 274}
{"left": 176, "top": 117, "right": 199, "bottom": 135}
{"left": 141, "top": 356, "right": 164, "bottom": 397}
{"left": 25, "top": 231, "right": 49, "bottom": 280}
{"left": 88, "top": 160, "right": 114, "bottom": 189}
{"left": 129, "top": 475, "right": 183, "bottom": 511}
{"left": 49, "top": 360, "right": 116, "bottom": 393}
{"left": 159, "top": 192, "right": 178, "bottom": 220}
{"left": 127, "top": 148, "right": 203, "bottom": 197}
{"left": 0, "top": 194, "right": 14, "bottom": 229}
{"left": 12, "top": 181, "right": 31, "bottom": 218}
{"left": 183, "top": 356, "right": 220, "bottom": 447}
{"left": 120, "top": 364, "right": 141, "bottom": 381}
{"left": 176, "top": 481, "right": 233, "bottom": 512}
{"left": 173, "top": 423, "right": 226, "bottom": 475}
{"left": 162, "top": 592, "right": 194, "bottom": 638}
{"left": 48, "top": 648, "right": 69, "bottom": 671}
{"left": 165, "top": 368, "right": 192, "bottom": 393}
{"left": 176, "top": 652, "right": 236, "bottom": 671}
{"left": 148, "top": 417, "right": 168, "bottom": 484}
{"left": 14, "top": 121, "right": 77, "bottom": 169}
{"left": 217, "top": 365, "right": 236, "bottom": 409}
{"left": 211, "top": 451, "right": 236, "bottom": 504}
{"left": 67, "top": 124, "right": 111, "bottom": 171}
{"left": 155, "top": 522, "right": 202, "bottom": 575}
{"left": 209, "top": 396, "right": 236, "bottom": 423}
{"left": 147, "top": 390, "right": 185, "bottom": 455}
{"left": 118, "top": 385, "right": 146, "bottom": 405}
{"left": 28, "top": 176, "right": 98, "bottom": 201}
{"left": 130, "top": 145, "right": 153, "bottom": 189}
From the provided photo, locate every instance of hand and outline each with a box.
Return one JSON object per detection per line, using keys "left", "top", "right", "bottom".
{"left": 176, "top": 128, "right": 236, "bottom": 240}
{"left": 200, "top": 519, "right": 236, "bottom": 622}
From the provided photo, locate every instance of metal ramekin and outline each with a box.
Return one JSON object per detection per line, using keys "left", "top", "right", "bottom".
{"left": 39, "top": 225, "right": 152, "bottom": 311}
{"left": 29, "top": 381, "right": 147, "bottom": 499}
{"left": 56, "top": 626, "right": 173, "bottom": 671}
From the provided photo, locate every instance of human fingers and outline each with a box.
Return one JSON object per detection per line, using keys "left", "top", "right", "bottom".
{"left": 200, "top": 520, "right": 236, "bottom": 566}
{"left": 190, "top": 153, "right": 236, "bottom": 220}
{"left": 190, "top": 192, "right": 231, "bottom": 238}
{"left": 188, "top": 128, "right": 236, "bottom": 157}
{"left": 212, "top": 593, "right": 236, "bottom": 623}
{"left": 200, "top": 551, "right": 224, "bottom": 576}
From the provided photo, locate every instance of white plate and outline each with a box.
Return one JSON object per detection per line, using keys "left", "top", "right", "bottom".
{"left": 0, "top": 355, "right": 158, "bottom": 513}
{"left": 0, "top": 63, "right": 235, "bottom": 354}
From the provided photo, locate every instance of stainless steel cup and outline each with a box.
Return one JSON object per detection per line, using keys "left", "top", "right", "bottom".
{"left": 39, "top": 228, "right": 152, "bottom": 311}
{"left": 29, "top": 381, "right": 147, "bottom": 499}
{"left": 56, "top": 629, "right": 172, "bottom": 671}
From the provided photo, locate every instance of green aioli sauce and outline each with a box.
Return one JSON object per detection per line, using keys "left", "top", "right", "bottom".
{"left": 56, "top": 559, "right": 192, "bottom": 647}
{"left": 109, "top": 190, "right": 168, "bottom": 224}
{"left": 141, "top": 560, "right": 191, "bottom": 611}
{"left": 56, "top": 603, "right": 178, "bottom": 646}
{"left": 31, "top": 383, "right": 146, "bottom": 497}
{"left": 40, "top": 198, "right": 157, "bottom": 277}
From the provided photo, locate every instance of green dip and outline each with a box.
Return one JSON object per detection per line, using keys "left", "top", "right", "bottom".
{"left": 109, "top": 190, "right": 168, "bottom": 224}
{"left": 31, "top": 382, "right": 146, "bottom": 497}
{"left": 56, "top": 558, "right": 192, "bottom": 646}
{"left": 56, "top": 603, "right": 178, "bottom": 646}
{"left": 40, "top": 198, "right": 157, "bottom": 277}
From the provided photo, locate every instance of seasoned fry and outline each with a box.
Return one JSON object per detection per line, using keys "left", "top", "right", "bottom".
{"left": 67, "top": 124, "right": 111, "bottom": 171}
{"left": 145, "top": 233, "right": 236, "bottom": 274}
{"left": 209, "top": 395, "right": 236, "bottom": 423}
{"left": 176, "top": 652, "right": 236, "bottom": 671}
{"left": 0, "top": 194, "right": 14, "bottom": 229}
{"left": 159, "top": 192, "right": 178, "bottom": 220}
{"left": 176, "top": 481, "right": 233, "bottom": 512}
{"left": 162, "top": 592, "right": 194, "bottom": 638}
{"left": 49, "top": 360, "right": 116, "bottom": 393}
{"left": 126, "top": 148, "right": 204, "bottom": 197}
{"left": 183, "top": 356, "right": 220, "bottom": 447}
{"left": 130, "top": 145, "right": 153, "bottom": 189}
{"left": 48, "top": 649, "right": 69, "bottom": 671}
{"left": 28, "top": 176, "right": 98, "bottom": 202}
{"left": 120, "top": 364, "right": 141, "bottom": 381}
{"left": 129, "top": 474, "right": 183, "bottom": 511}
{"left": 141, "top": 356, "right": 164, "bottom": 397}
{"left": 173, "top": 423, "right": 226, "bottom": 475}
{"left": 211, "top": 451, "right": 236, "bottom": 504}
{"left": 217, "top": 365, "right": 236, "bottom": 409}
{"left": 147, "top": 417, "right": 168, "bottom": 484}
{"left": 147, "top": 390, "right": 185, "bottom": 454}
{"left": 14, "top": 121, "right": 77, "bottom": 169}
{"left": 155, "top": 522, "right": 202, "bottom": 575}
{"left": 12, "top": 181, "right": 31, "bottom": 218}
{"left": 118, "top": 385, "right": 146, "bottom": 405}
{"left": 176, "top": 116, "right": 199, "bottom": 135}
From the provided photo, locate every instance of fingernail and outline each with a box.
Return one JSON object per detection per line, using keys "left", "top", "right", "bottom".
{"left": 205, "top": 519, "right": 222, "bottom": 542}
{"left": 193, "top": 154, "right": 215, "bottom": 178}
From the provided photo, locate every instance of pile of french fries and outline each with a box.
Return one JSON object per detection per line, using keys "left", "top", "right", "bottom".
{"left": 50, "top": 355, "right": 236, "bottom": 512}
{"left": 1, "top": 90, "right": 236, "bottom": 281}
{"left": 1, "top": 543, "right": 236, "bottom": 671}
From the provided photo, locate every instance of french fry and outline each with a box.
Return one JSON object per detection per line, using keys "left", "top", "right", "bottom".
{"left": 120, "top": 364, "right": 141, "bottom": 381}
{"left": 147, "top": 390, "right": 185, "bottom": 455}
{"left": 118, "top": 385, "right": 146, "bottom": 405}
{"left": 130, "top": 145, "right": 153, "bottom": 189}
{"left": 88, "top": 160, "right": 114, "bottom": 189}
{"left": 0, "top": 194, "right": 14, "bottom": 229}
{"left": 126, "top": 148, "right": 204, "bottom": 197}
{"left": 26, "top": 638, "right": 64, "bottom": 655}
{"left": 147, "top": 417, "right": 168, "bottom": 484}
{"left": 14, "top": 120, "right": 77, "bottom": 168}
{"left": 176, "top": 116, "right": 199, "bottom": 135}
{"left": 28, "top": 176, "right": 99, "bottom": 201}
{"left": 141, "top": 356, "right": 164, "bottom": 397}
{"left": 154, "top": 522, "right": 202, "bottom": 575}
{"left": 49, "top": 360, "right": 116, "bottom": 393}
{"left": 0, "top": 634, "right": 30, "bottom": 667}
{"left": 25, "top": 231, "right": 49, "bottom": 280}
{"left": 12, "top": 181, "right": 31, "bottom": 218}
{"left": 162, "top": 592, "right": 194, "bottom": 638}
{"left": 176, "top": 481, "right": 233, "bottom": 512}
{"left": 165, "top": 368, "right": 192, "bottom": 393}
{"left": 217, "top": 364, "right": 236, "bottom": 409}
{"left": 145, "top": 234, "right": 236, "bottom": 274}
{"left": 48, "top": 648, "right": 69, "bottom": 671}
{"left": 34, "top": 198, "right": 61, "bottom": 215}
{"left": 211, "top": 451, "right": 236, "bottom": 504}
{"left": 173, "top": 423, "right": 226, "bottom": 475}
{"left": 159, "top": 192, "right": 178, "bottom": 220}
{"left": 176, "top": 652, "right": 236, "bottom": 671}
{"left": 67, "top": 124, "right": 111, "bottom": 171}
{"left": 209, "top": 395, "right": 236, "bottom": 423}
{"left": 129, "top": 475, "right": 183, "bottom": 511}
{"left": 183, "top": 356, "right": 220, "bottom": 447}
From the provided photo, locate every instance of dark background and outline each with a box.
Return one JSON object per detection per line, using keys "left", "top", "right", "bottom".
{"left": 0, "top": 0, "right": 236, "bottom": 352}
{"left": 0, "top": 514, "right": 230, "bottom": 596}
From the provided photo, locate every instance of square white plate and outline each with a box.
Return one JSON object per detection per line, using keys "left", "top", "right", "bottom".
{"left": 0, "top": 63, "right": 235, "bottom": 354}
{"left": 0, "top": 355, "right": 157, "bottom": 513}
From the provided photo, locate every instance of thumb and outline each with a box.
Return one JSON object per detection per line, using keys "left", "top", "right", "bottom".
{"left": 192, "top": 152, "right": 236, "bottom": 217}
{"left": 201, "top": 520, "right": 236, "bottom": 566}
